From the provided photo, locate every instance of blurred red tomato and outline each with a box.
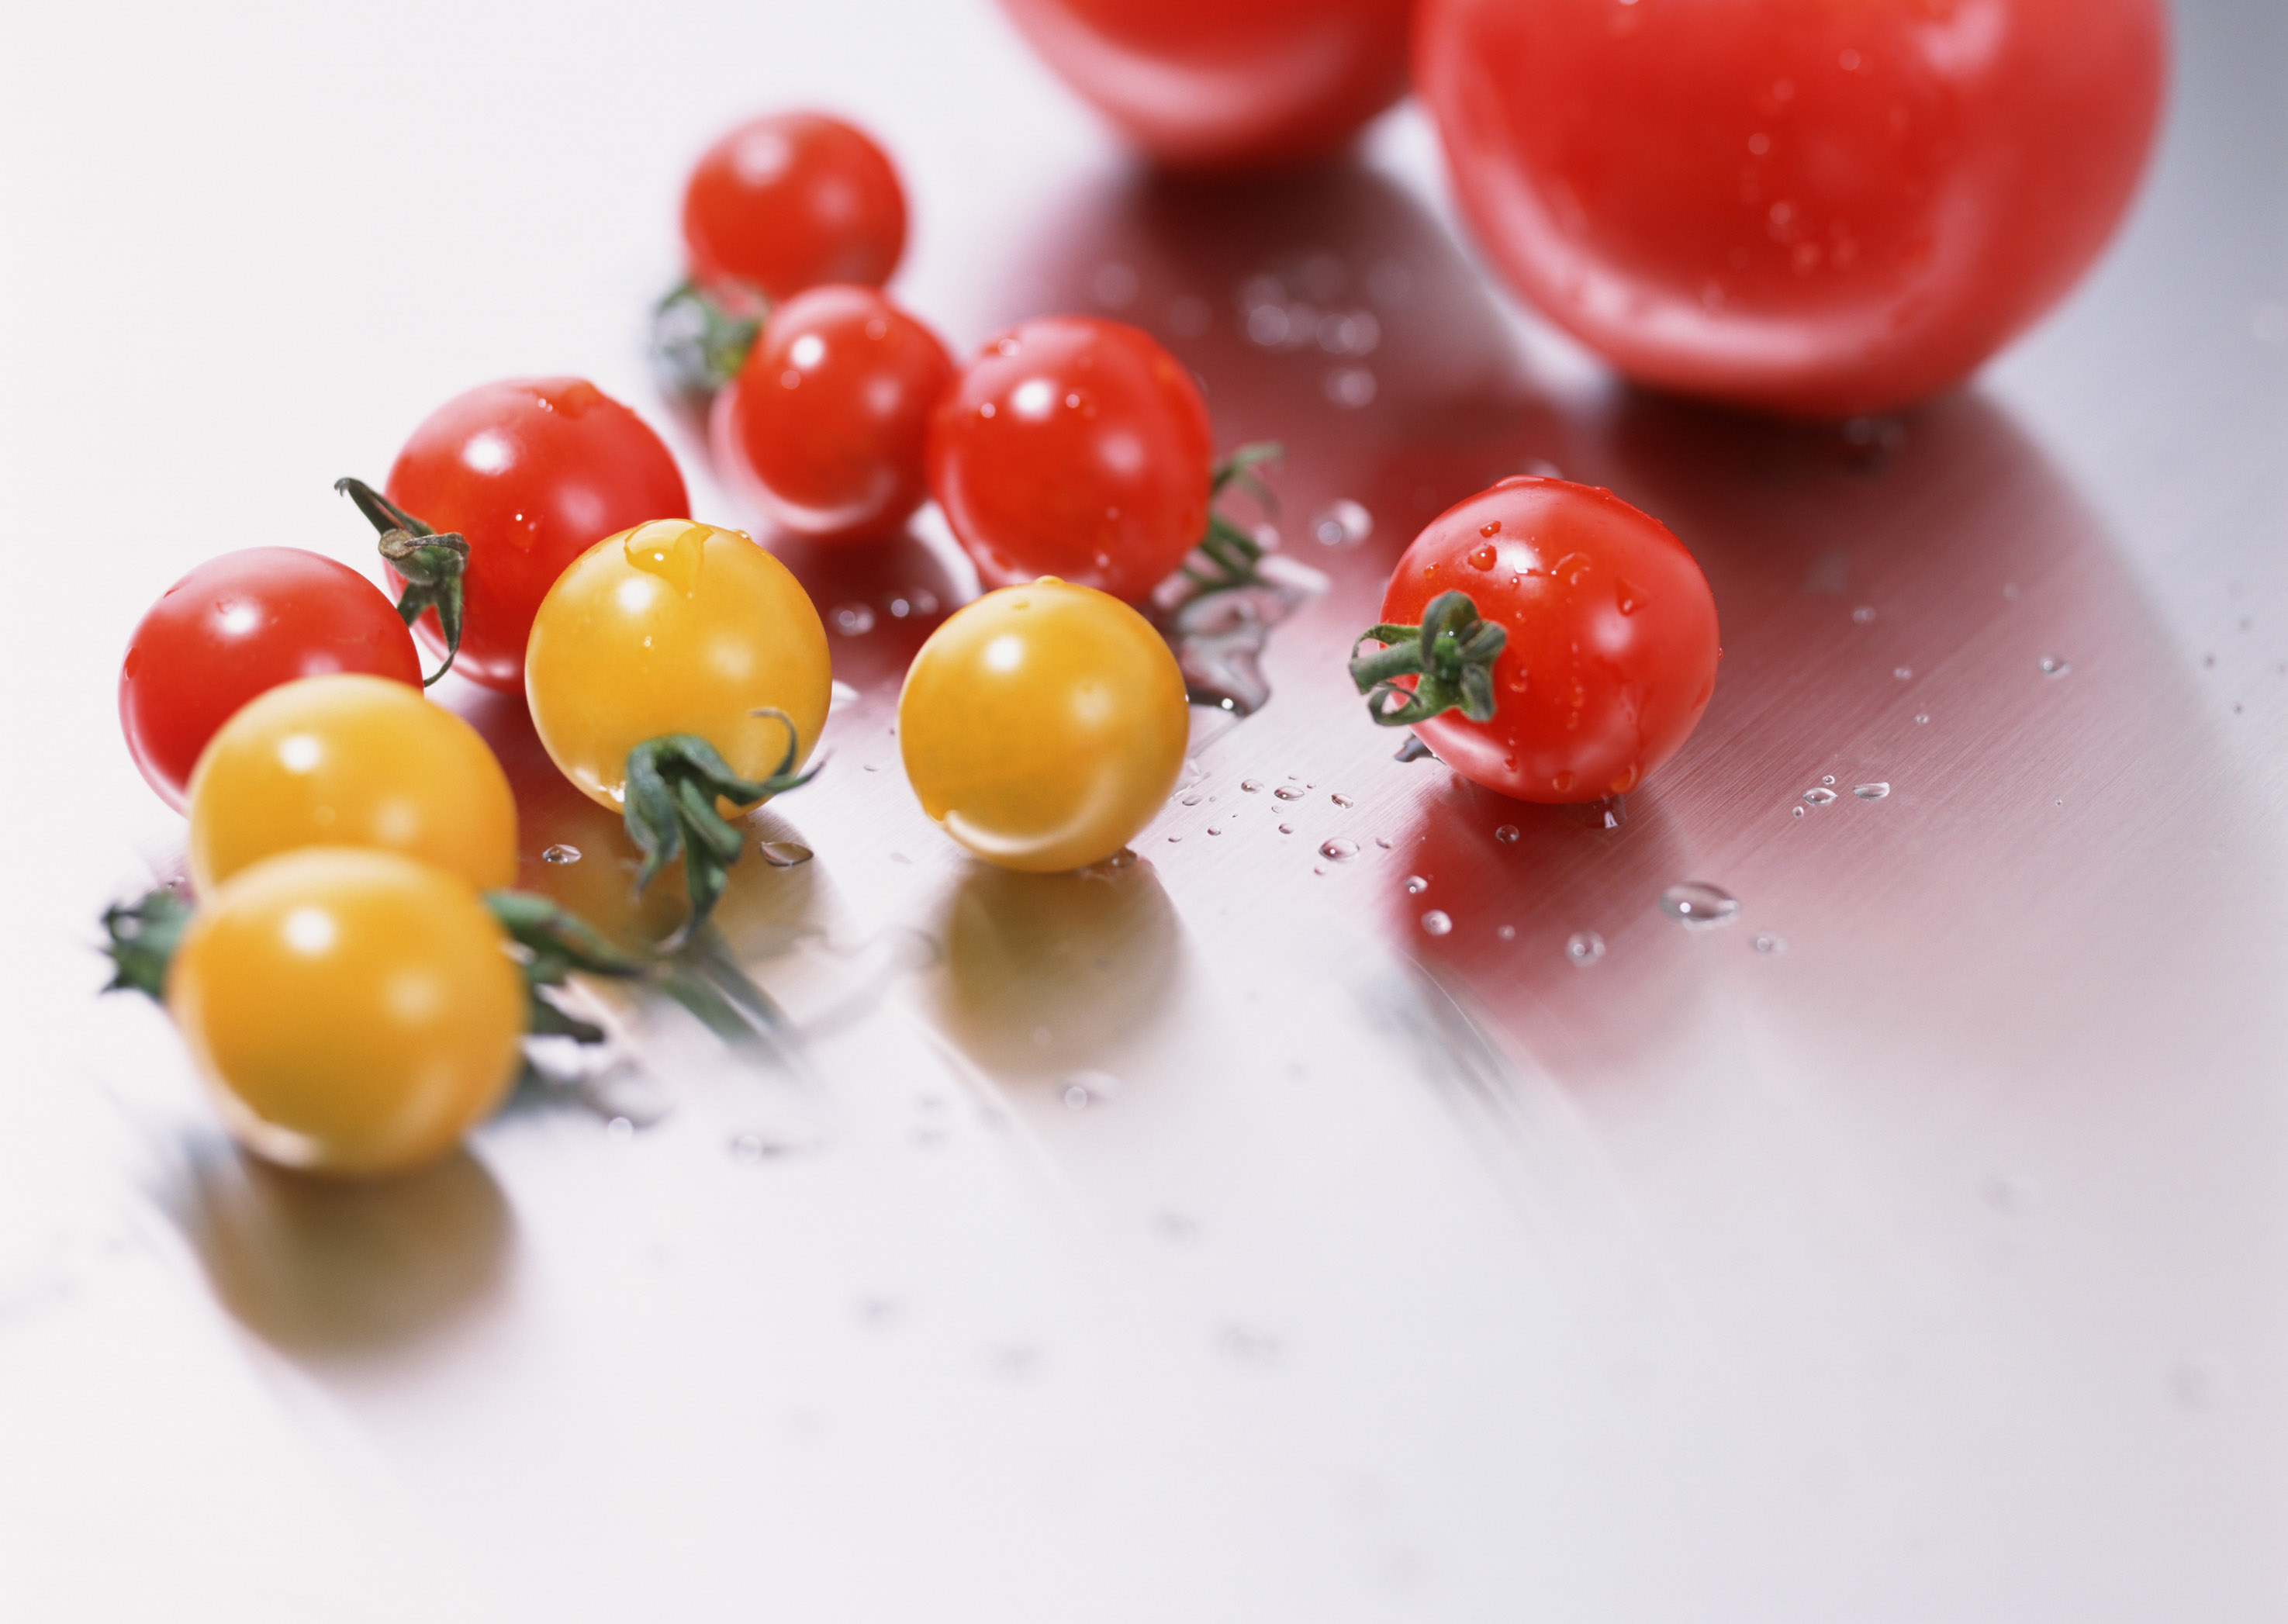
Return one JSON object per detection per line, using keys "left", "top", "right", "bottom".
{"left": 998, "top": 0, "right": 1415, "bottom": 170}
{"left": 1416, "top": 0, "right": 2166, "bottom": 417}
{"left": 384, "top": 378, "right": 690, "bottom": 692}
{"left": 681, "top": 112, "right": 907, "bottom": 300}
{"left": 120, "top": 549, "right": 420, "bottom": 810}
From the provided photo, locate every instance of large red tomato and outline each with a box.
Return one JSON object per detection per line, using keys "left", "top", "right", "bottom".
{"left": 1415, "top": 0, "right": 2167, "bottom": 417}
{"left": 383, "top": 378, "right": 690, "bottom": 692}
{"left": 997, "top": 0, "right": 1415, "bottom": 170}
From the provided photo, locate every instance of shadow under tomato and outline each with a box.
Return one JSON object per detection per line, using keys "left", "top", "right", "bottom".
{"left": 928, "top": 855, "right": 1183, "bottom": 1092}
{"left": 166, "top": 1142, "right": 512, "bottom": 1361}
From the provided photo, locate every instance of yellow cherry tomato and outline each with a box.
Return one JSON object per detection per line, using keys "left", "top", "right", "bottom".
{"left": 524, "top": 519, "right": 832, "bottom": 810}
{"left": 187, "top": 673, "right": 517, "bottom": 897}
{"left": 167, "top": 847, "right": 527, "bottom": 1177}
{"left": 898, "top": 579, "right": 1188, "bottom": 872}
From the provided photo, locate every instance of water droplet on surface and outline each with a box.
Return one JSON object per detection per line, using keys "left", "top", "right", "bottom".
{"left": 1241, "top": 779, "right": 1263, "bottom": 793}
{"left": 1319, "top": 838, "right": 1357, "bottom": 861}
{"left": 1273, "top": 785, "right": 1305, "bottom": 801}
{"left": 1060, "top": 1070, "right": 1121, "bottom": 1111}
{"left": 1331, "top": 793, "right": 1354, "bottom": 807}
{"left": 1802, "top": 786, "right": 1838, "bottom": 806}
{"left": 1277, "top": 824, "right": 1294, "bottom": 834}
{"left": 1893, "top": 665, "right": 1913, "bottom": 681}
{"left": 1822, "top": 774, "right": 1836, "bottom": 786}
{"left": 1311, "top": 499, "right": 1373, "bottom": 548}
{"left": 1915, "top": 712, "right": 1931, "bottom": 724}
{"left": 1659, "top": 881, "right": 1740, "bottom": 928}
{"left": 1497, "top": 924, "right": 1516, "bottom": 941}
{"left": 2038, "top": 655, "right": 2071, "bottom": 677}
{"left": 1405, "top": 875, "right": 1428, "bottom": 894}
{"left": 1752, "top": 933, "right": 1787, "bottom": 955}
{"left": 1419, "top": 910, "right": 1453, "bottom": 936}
{"left": 1495, "top": 824, "right": 1520, "bottom": 844}
{"left": 1565, "top": 931, "right": 1605, "bottom": 966}
{"left": 1852, "top": 781, "right": 1891, "bottom": 800}
{"left": 605, "top": 1115, "right": 635, "bottom": 1142}
{"left": 542, "top": 843, "right": 581, "bottom": 865}
{"left": 833, "top": 603, "right": 876, "bottom": 636}
{"left": 1374, "top": 836, "right": 1392, "bottom": 849}
{"left": 1180, "top": 792, "right": 1202, "bottom": 807}
{"left": 1852, "top": 605, "right": 1876, "bottom": 624}
{"left": 756, "top": 840, "right": 812, "bottom": 866}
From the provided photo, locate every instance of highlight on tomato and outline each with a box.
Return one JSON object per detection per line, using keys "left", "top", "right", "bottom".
{"left": 996, "top": 0, "right": 1415, "bottom": 170}
{"left": 185, "top": 672, "right": 519, "bottom": 898}
{"left": 524, "top": 519, "right": 831, "bottom": 931}
{"left": 713, "top": 284, "right": 956, "bottom": 544}
{"left": 1350, "top": 477, "right": 1719, "bottom": 803}
{"left": 899, "top": 578, "right": 1191, "bottom": 872}
{"left": 119, "top": 548, "right": 423, "bottom": 811}
{"left": 928, "top": 316, "right": 1218, "bottom": 604}
{"left": 340, "top": 378, "right": 690, "bottom": 692}
{"left": 1415, "top": 0, "right": 2166, "bottom": 416}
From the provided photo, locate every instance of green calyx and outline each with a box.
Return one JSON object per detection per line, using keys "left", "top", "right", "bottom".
{"left": 101, "top": 886, "right": 195, "bottom": 1001}
{"left": 1349, "top": 590, "right": 1509, "bottom": 727}
{"left": 483, "top": 890, "right": 651, "bottom": 1044}
{"left": 1182, "top": 442, "right": 1284, "bottom": 593}
{"left": 623, "top": 713, "right": 817, "bottom": 942}
{"left": 336, "top": 477, "right": 469, "bottom": 687}
{"left": 651, "top": 278, "right": 769, "bottom": 393}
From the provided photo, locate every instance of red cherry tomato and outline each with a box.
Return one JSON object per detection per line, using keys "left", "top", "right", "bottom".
{"left": 1415, "top": 0, "right": 2166, "bottom": 417}
{"left": 382, "top": 378, "right": 690, "bottom": 693}
{"left": 1370, "top": 478, "right": 1719, "bottom": 803}
{"left": 714, "top": 285, "right": 955, "bottom": 544}
{"left": 997, "top": 0, "right": 1414, "bottom": 170}
{"left": 119, "top": 548, "right": 421, "bottom": 811}
{"left": 681, "top": 112, "right": 907, "bottom": 302}
{"left": 928, "top": 316, "right": 1213, "bottom": 603}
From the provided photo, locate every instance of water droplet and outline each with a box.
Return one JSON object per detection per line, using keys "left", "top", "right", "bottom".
{"left": 1277, "top": 824, "right": 1294, "bottom": 834}
{"left": 1467, "top": 542, "right": 1498, "bottom": 571}
{"left": 1802, "top": 786, "right": 1838, "bottom": 806}
{"left": 1060, "top": 1070, "right": 1121, "bottom": 1111}
{"left": 1419, "top": 910, "right": 1453, "bottom": 936}
{"left": 1166, "top": 833, "right": 1182, "bottom": 842}
{"left": 1405, "top": 875, "right": 1428, "bottom": 894}
{"left": 605, "top": 1115, "right": 635, "bottom": 1142}
{"left": 828, "top": 679, "right": 861, "bottom": 712}
{"left": 1851, "top": 605, "right": 1875, "bottom": 624}
{"left": 1273, "top": 785, "right": 1305, "bottom": 801}
{"left": 833, "top": 603, "right": 876, "bottom": 636}
{"left": 621, "top": 520, "right": 706, "bottom": 594}
{"left": 1505, "top": 671, "right": 1529, "bottom": 694}
{"left": 1495, "top": 824, "right": 1520, "bottom": 844}
{"left": 1206, "top": 825, "right": 1224, "bottom": 835}
{"left": 1180, "top": 792, "right": 1203, "bottom": 807}
{"left": 1893, "top": 665, "right": 1913, "bottom": 681}
{"left": 1311, "top": 499, "right": 1373, "bottom": 548}
{"left": 1659, "top": 881, "right": 1740, "bottom": 928}
{"left": 756, "top": 840, "right": 812, "bottom": 866}
{"left": 1241, "top": 779, "right": 1263, "bottom": 792}
{"left": 1479, "top": 520, "right": 1502, "bottom": 537}
{"left": 1551, "top": 772, "right": 1578, "bottom": 793}
{"left": 2038, "top": 654, "right": 2071, "bottom": 677}
{"left": 1914, "top": 712, "right": 1931, "bottom": 724}
{"left": 1331, "top": 793, "right": 1354, "bottom": 807}
{"left": 1554, "top": 551, "right": 1592, "bottom": 586}
{"left": 1852, "top": 781, "right": 1890, "bottom": 800}
{"left": 1497, "top": 924, "right": 1516, "bottom": 941}
{"left": 1565, "top": 931, "right": 1605, "bottom": 966}
{"left": 1374, "top": 836, "right": 1392, "bottom": 849}
{"left": 1319, "top": 838, "right": 1357, "bottom": 861}
{"left": 541, "top": 843, "right": 581, "bottom": 865}
{"left": 1752, "top": 932, "right": 1787, "bottom": 955}
{"left": 1616, "top": 578, "right": 1650, "bottom": 614}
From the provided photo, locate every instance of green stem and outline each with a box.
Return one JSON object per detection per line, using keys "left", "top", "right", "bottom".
{"left": 100, "top": 886, "right": 194, "bottom": 1001}
{"left": 1348, "top": 590, "right": 1508, "bottom": 727}
{"left": 622, "top": 712, "right": 817, "bottom": 942}
{"left": 336, "top": 476, "right": 470, "bottom": 687}
{"left": 651, "top": 277, "right": 769, "bottom": 393}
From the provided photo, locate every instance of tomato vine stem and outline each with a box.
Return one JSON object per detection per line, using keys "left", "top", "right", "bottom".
{"left": 1349, "top": 590, "right": 1508, "bottom": 727}
{"left": 651, "top": 277, "right": 770, "bottom": 394}
{"left": 623, "top": 711, "right": 817, "bottom": 943}
{"left": 1179, "top": 442, "right": 1284, "bottom": 593}
{"left": 100, "top": 886, "right": 194, "bottom": 1000}
{"left": 335, "top": 477, "right": 469, "bottom": 687}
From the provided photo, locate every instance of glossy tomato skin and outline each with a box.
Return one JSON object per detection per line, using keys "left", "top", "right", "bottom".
{"left": 119, "top": 549, "right": 420, "bottom": 811}
{"left": 1416, "top": 0, "right": 2166, "bottom": 417}
{"left": 900, "top": 580, "right": 1190, "bottom": 872}
{"left": 169, "top": 846, "right": 526, "bottom": 1178}
{"left": 384, "top": 378, "right": 690, "bottom": 691}
{"left": 681, "top": 112, "right": 907, "bottom": 301}
{"left": 1383, "top": 478, "right": 1718, "bottom": 803}
{"left": 525, "top": 520, "right": 832, "bottom": 811}
{"left": 186, "top": 673, "right": 518, "bottom": 897}
{"left": 928, "top": 317, "right": 1214, "bottom": 603}
{"left": 714, "top": 285, "right": 956, "bottom": 544}
{"left": 997, "top": 0, "right": 1413, "bottom": 170}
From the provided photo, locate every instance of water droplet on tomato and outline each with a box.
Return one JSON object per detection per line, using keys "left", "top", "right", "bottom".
{"left": 1554, "top": 551, "right": 1591, "bottom": 586}
{"left": 1609, "top": 764, "right": 1641, "bottom": 795}
{"left": 1467, "top": 543, "right": 1498, "bottom": 571}
{"left": 1853, "top": 781, "right": 1890, "bottom": 800}
{"left": 1566, "top": 931, "right": 1605, "bottom": 967}
{"left": 1505, "top": 669, "right": 1529, "bottom": 693}
{"left": 542, "top": 843, "right": 581, "bottom": 865}
{"left": 1659, "top": 881, "right": 1740, "bottom": 928}
{"left": 1405, "top": 875, "right": 1429, "bottom": 894}
{"left": 1552, "top": 772, "right": 1578, "bottom": 793}
{"left": 1479, "top": 520, "right": 1502, "bottom": 538}
{"left": 623, "top": 520, "right": 706, "bottom": 595}
{"left": 1616, "top": 579, "right": 1649, "bottom": 614}
{"left": 1320, "top": 838, "right": 1357, "bottom": 861}
{"left": 1419, "top": 910, "right": 1453, "bottom": 936}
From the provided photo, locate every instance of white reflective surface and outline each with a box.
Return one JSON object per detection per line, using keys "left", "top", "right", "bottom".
{"left": 3, "top": 2, "right": 2286, "bottom": 1619}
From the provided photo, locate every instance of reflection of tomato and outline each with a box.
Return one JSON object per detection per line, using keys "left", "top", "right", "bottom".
{"left": 900, "top": 579, "right": 1189, "bottom": 872}
{"left": 169, "top": 847, "right": 527, "bottom": 1178}
{"left": 997, "top": 0, "right": 1414, "bottom": 170}
{"left": 928, "top": 316, "right": 1213, "bottom": 603}
{"left": 681, "top": 112, "right": 907, "bottom": 301}
{"left": 384, "top": 378, "right": 690, "bottom": 691}
{"left": 1367, "top": 477, "right": 1718, "bottom": 803}
{"left": 1416, "top": 0, "right": 2167, "bottom": 416}
{"left": 188, "top": 674, "right": 517, "bottom": 897}
{"left": 119, "top": 549, "right": 422, "bottom": 812}
{"left": 715, "top": 285, "right": 954, "bottom": 543}
{"left": 524, "top": 520, "right": 832, "bottom": 811}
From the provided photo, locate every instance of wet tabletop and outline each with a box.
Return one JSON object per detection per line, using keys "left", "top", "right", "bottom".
{"left": 4, "top": 2, "right": 2287, "bottom": 1619}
